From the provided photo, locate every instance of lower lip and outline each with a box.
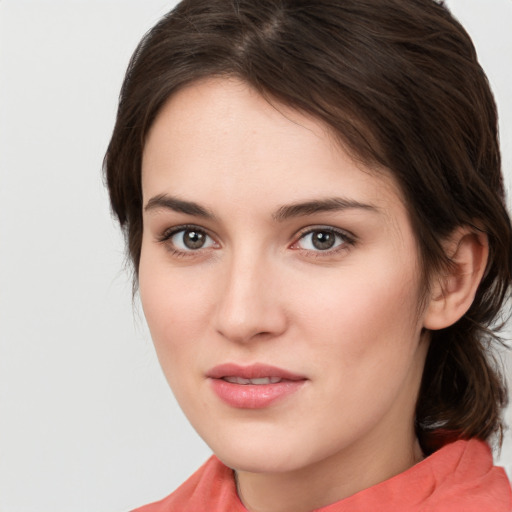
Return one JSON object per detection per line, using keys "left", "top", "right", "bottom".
{"left": 209, "top": 379, "right": 306, "bottom": 409}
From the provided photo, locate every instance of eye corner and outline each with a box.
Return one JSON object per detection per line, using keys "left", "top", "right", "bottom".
{"left": 290, "top": 225, "right": 356, "bottom": 255}
{"left": 156, "top": 224, "right": 220, "bottom": 256}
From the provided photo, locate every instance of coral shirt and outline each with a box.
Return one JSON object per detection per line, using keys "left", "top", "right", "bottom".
{"left": 133, "top": 439, "right": 512, "bottom": 511}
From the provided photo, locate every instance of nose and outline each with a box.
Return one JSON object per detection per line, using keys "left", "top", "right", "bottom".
{"left": 214, "top": 251, "right": 288, "bottom": 344}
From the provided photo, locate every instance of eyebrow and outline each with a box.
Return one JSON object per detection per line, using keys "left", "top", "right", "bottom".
{"left": 272, "top": 197, "right": 380, "bottom": 221}
{"left": 144, "top": 194, "right": 379, "bottom": 221}
{"left": 144, "top": 194, "right": 216, "bottom": 219}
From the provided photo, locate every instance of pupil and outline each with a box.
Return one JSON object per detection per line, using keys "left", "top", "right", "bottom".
{"left": 312, "top": 231, "right": 335, "bottom": 250}
{"left": 184, "top": 230, "right": 205, "bottom": 249}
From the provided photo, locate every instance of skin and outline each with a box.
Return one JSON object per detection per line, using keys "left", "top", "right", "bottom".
{"left": 139, "top": 77, "right": 435, "bottom": 512}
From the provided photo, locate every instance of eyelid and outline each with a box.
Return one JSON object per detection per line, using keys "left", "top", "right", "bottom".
{"left": 157, "top": 224, "right": 220, "bottom": 254}
{"left": 290, "top": 225, "right": 356, "bottom": 253}
{"left": 155, "top": 223, "right": 355, "bottom": 257}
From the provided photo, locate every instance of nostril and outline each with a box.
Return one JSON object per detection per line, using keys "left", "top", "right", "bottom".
{"left": 213, "top": 260, "right": 288, "bottom": 343}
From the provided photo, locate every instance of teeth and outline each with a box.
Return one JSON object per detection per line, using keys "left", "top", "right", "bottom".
{"left": 251, "top": 377, "right": 274, "bottom": 385}
{"left": 224, "top": 376, "right": 251, "bottom": 384}
{"left": 223, "top": 376, "right": 283, "bottom": 385}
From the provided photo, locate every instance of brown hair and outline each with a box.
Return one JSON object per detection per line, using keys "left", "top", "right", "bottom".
{"left": 104, "top": 0, "right": 511, "bottom": 453}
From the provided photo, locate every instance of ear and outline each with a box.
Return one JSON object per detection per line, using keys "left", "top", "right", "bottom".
{"left": 423, "top": 226, "right": 489, "bottom": 331}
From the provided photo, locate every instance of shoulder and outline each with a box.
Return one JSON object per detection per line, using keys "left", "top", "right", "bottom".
{"left": 421, "top": 439, "right": 512, "bottom": 512}
{"left": 320, "top": 439, "right": 511, "bottom": 512}
{"left": 131, "top": 456, "right": 246, "bottom": 512}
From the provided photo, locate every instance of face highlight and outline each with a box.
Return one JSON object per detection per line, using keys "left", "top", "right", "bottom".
{"left": 139, "top": 77, "right": 430, "bottom": 500}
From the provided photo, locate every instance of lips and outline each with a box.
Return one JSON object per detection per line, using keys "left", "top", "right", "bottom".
{"left": 223, "top": 376, "right": 283, "bottom": 385}
{"left": 207, "top": 363, "right": 305, "bottom": 381}
{"left": 207, "top": 363, "right": 307, "bottom": 409}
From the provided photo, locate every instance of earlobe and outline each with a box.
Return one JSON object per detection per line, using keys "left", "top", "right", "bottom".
{"left": 423, "top": 227, "right": 489, "bottom": 331}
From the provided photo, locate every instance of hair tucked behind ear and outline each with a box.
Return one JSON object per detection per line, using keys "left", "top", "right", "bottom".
{"left": 104, "top": 0, "right": 512, "bottom": 452}
{"left": 417, "top": 323, "right": 508, "bottom": 453}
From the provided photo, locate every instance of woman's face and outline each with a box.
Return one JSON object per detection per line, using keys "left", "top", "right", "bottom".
{"left": 139, "top": 78, "right": 430, "bottom": 477}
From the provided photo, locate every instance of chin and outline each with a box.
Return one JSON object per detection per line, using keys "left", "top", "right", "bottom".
{"left": 204, "top": 430, "right": 328, "bottom": 474}
{"left": 217, "top": 448, "right": 304, "bottom": 474}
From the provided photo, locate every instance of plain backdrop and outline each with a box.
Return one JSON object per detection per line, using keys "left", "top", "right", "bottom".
{"left": 0, "top": 1, "right": 511, "bottom": 511}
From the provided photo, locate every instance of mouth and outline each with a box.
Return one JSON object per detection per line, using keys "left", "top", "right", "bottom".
{"left": 207, "top": 363, "right": 307, "bottom": 409}
{"left": 222, "top": 376, "right": 284, "bottom": 385}
{"left": 207, "top": 362, "right": 306, "bottom": 381}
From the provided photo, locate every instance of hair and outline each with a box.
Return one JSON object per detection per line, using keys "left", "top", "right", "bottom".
{"left": 104, "top": 0, "right": 512, "bottom": 454}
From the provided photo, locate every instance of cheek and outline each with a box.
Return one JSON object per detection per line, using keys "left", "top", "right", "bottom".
{"left": 138, "top": 249, "right": 210, "bottom": 371}
{"left": 294, "top": 257, "right": 423, "bottom": 376}
{"left": 296, "top": 267, "right": 424, "bottom": 430}
{"left": 139, "top": 270, "right": 212, "bottom": 418}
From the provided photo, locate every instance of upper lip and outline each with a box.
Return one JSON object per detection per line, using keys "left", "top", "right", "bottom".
{"left": 207, "top": 363, "right": 306, "bottom": 381}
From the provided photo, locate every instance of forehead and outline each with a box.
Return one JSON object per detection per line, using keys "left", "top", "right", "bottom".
{"left": 142, "top": 77, "right": 405, "bottom": 220}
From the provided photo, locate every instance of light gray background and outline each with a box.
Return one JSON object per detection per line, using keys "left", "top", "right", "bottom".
{"left": 0, "top": 1, "right": 510, "bottom": 511}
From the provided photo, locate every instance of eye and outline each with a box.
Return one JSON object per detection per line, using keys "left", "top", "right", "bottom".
{"left": 163, "top": 227, "right": 217, "bottom": 252}
{"left": 294, "top": 228, "right": 352, "bottom": 252}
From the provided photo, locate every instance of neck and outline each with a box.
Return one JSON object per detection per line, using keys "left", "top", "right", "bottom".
{"left": 235, "top": 420, "right": 424, "bottom": 512}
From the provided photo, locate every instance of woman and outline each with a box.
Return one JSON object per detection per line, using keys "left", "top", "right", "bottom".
{"left": 105, "top": 0, "right": 512, "bottom": 510}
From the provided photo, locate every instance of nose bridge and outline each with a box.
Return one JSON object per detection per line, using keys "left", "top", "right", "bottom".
{"left": 215, "top": 244, "right": 286, "bottom": 343}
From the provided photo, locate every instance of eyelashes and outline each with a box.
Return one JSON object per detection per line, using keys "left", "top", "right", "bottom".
{"left": 291, "top": 227, "right": 355, "bottom": 254}
{"left": 159, "top": 225, "right": 217, "bottom": 251}
{"left": 157, "top": 224, "right": 356, "bottom": 259}
{"left": 157, "top": 224, "right": 218, "bottom": 257}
